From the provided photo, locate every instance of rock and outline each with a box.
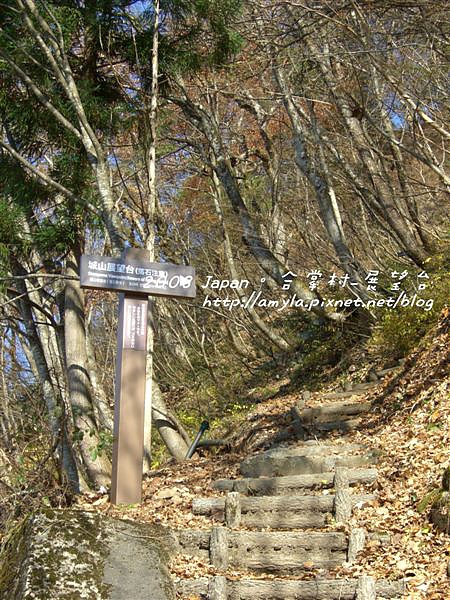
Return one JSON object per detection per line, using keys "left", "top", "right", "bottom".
{"left": 155, "top": 486, "right": 179, "bottom": 499}
{"left": 0, "top": 509, "right": 177, "bottom": 599}
{"left": 367, "top": 368, "right": 379, "bottom": 383}
{"left": 417, "top": 469, "right": 450, "bottom": 534}
{"left": 301, "top": 390, "right": 311, "bottom": 402}
{"left": 430, "top": 493, "right": 450, "bottom": 534}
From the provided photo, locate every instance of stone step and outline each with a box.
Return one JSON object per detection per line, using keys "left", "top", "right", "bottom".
{"left": 308, "top": 417, "right": 362, "bottom": 432}
{"left": 192, "top": 492, "right": 375, "bottom": 529}
{"left": 321, "top": 383, "right": 377, "bottom": 399}
{"left": 214, "top": 467, "right": 378, "bottom": 495}
{"left": 292, "top": 419, "right": 365, "bottom": 442}
{"left": 177, "top": 575, "right": 406, "bottom": 599}
{"left": 316, "top": 365, "right": 401, "bottom": 402}
{"left": 240, "top": 449, "right": 378, "bottom": 478}
{"left": 176, "top": 528, "right": 348, "bottom": 573}
{"left": 256, "top": 442, "right": 366, "bottom": 457}
{"left": 292, "top": 401, "right": 372, "bottom": 424}
{"left": 376, "top": 366, "right": 401, "bottom": 378}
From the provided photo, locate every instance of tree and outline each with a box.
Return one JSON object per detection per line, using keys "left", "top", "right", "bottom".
{"left": 0, "top": 0, "right": 447, "bottom": 495}
{"left": 0, "top": 0, "right": 245, "bottom": 486}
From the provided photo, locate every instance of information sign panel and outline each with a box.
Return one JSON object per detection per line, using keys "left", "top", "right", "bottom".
{"left": 80, "top": 254, "right": 196, "bottom": 298}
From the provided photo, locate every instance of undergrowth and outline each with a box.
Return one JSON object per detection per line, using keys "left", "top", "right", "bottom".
{"left": 370, "top": 250, "right": 449, "bottom": 358}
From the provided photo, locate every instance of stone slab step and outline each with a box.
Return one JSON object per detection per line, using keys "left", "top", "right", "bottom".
{"left": 214, "top": 467, "right": 378, "bottom": 495}
{"left": 292, "top": 401, "right": 372, "bottom": 424}
{"left": 236, "top": 510, "right": 328, "bottom": 529}
{"left": 321, "top": 383, "right": 377, "bottom": 399}
{"left": 310, "top": 418, "right": 362, "bottom": 432}
{"left": 193, "top": 493, "right": 375, "bottom": 515}
{"left": 256, "top": 442, "right": 366, "bottom": 458}
{"left": 240, "top": 449, "right": 378, "bottom": 478}
{"left": 376, "top": 366, "right": 401, "bottom": 378}
{"left": 177, "top": 575, "right": 405, "bottom": 599}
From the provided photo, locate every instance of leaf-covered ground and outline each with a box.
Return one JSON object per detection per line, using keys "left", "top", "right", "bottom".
{"left": 80, "top": 310, "right": 450, "bottom": 598}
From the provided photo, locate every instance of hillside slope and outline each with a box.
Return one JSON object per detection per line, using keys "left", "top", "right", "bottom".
{"left": 81, "top": 309, "right": 449, "bottom": 598}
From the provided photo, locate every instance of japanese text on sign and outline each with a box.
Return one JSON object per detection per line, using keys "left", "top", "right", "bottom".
{"left": 80, "top": 255, "right": 196, "bottom": 298}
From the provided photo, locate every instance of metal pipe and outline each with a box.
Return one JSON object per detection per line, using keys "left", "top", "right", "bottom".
{"left": 185, "top": 420, "right": 210, "bottom": 459}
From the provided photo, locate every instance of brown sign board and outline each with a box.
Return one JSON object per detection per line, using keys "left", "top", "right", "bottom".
{"left": 80, "top": 254, "right": 196, "bottom": 298}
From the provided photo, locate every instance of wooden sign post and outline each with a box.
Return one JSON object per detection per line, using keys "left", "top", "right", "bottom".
{"left": 80, "top": 248, "right": 196, "bottom": 504}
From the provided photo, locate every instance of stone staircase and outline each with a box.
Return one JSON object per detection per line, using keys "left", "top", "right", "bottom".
{"left": 174, "top": 365, "right": 406, "bottom": 599}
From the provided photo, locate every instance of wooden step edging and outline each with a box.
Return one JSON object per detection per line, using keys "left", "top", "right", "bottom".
{"left": 192, "top": 491, "right": 376, "bottom": 516}
{"left": 176, "top": 575, "right": 406, "bottom": 599}
{"left": 177, "top": 527, "right": 348, "bottom": 571}
{"left": 192, "top": 490, "right": 376, "bottom": 529}
{"left": 334, "top": 466, "right": 351, "bottom": 524}
{"left": 174, "top": 525, "right": 388, "bottom": 571}
{"left": 376, "top": 366, "right": 401, "bottom": 378}
{"left": 214, "top": 527, "right": 347, "bottom": 571}
{"left": 290, "top": 399, "right": 374, "bottom": 439}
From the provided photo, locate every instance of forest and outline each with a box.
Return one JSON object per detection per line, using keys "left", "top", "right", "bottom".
{"left": 0, "top": 3, "right": 448, "bottom": 591}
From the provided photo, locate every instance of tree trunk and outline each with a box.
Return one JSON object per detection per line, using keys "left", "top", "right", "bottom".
{"left": 17, "top": 286, "right": 80, "bottom": 492}
{"left": 64, "top": 252, "right": 112, "bottom": 488}
{"left": 141, "top": 0, "right": 160, "bottom": 472}
{"left": 152, "top": 379, "right": 189, "bottom": 461}
{"left": 85, "top": 330, "right": 113, "bottom": 431}
{"left": 0, "top": 337, "right": 15, "bottom": 447}
{"left": 369, "top": 65, "right": 436, "bottom": 252}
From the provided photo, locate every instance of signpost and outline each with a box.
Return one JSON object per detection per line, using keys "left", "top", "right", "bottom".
{"left": 80, "top": 253, "right": 195, "bottom": 298}
{"left": 80, "top": 248, "right": 196, "bottom": 504}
